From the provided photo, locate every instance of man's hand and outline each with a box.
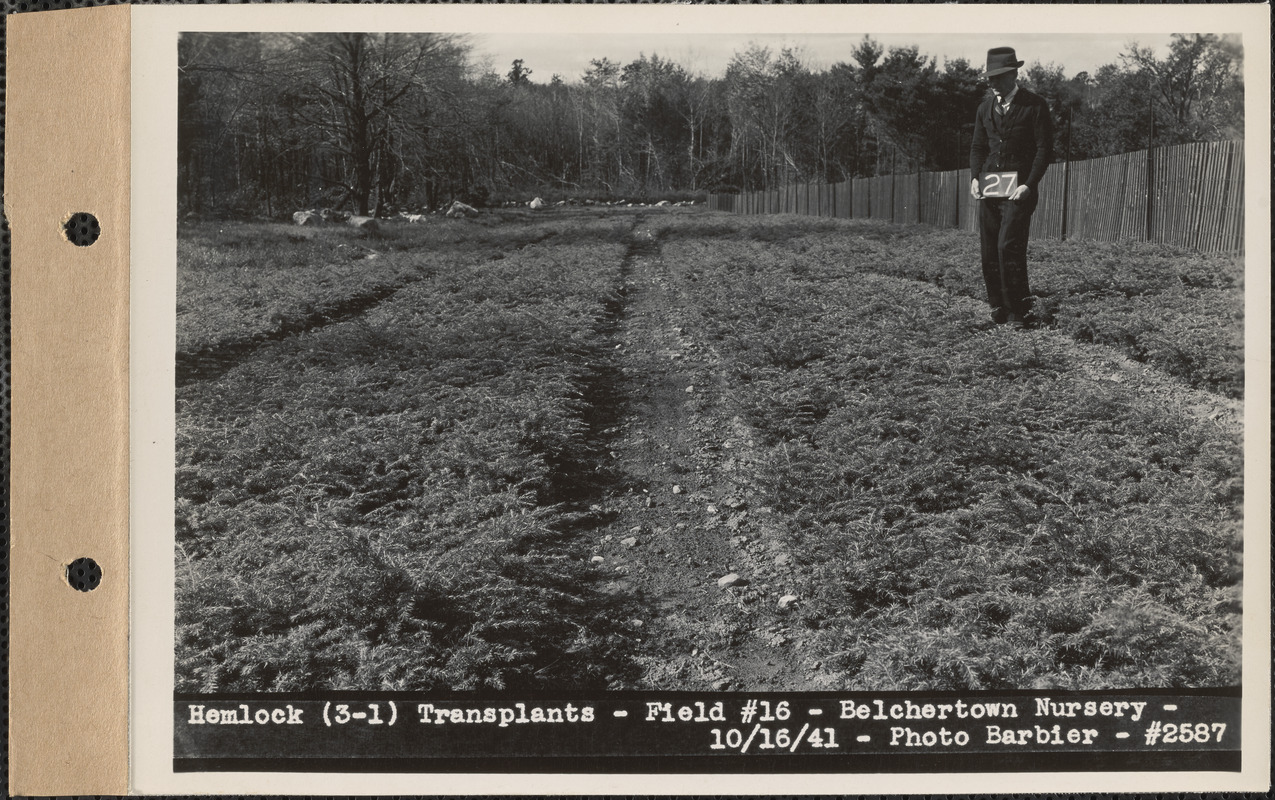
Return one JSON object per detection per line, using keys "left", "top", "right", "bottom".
{"left": 970, "top": 178, "right": 983, "bottom": 200}
{"left": 1009, "top": 184, "right": 1032, "bottom": 201}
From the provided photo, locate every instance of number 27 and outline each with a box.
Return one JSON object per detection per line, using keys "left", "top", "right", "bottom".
{"left": 982, "top": 173, "right": 1017, "bottom": 197}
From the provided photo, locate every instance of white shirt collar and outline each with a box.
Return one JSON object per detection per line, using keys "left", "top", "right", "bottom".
{"left": 996, "top": 84, "right": 1020, "bottom": 108}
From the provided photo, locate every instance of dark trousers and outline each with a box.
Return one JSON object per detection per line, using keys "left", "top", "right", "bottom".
{"left": 979, "top": 192, "right": 1038, "bottom": 317}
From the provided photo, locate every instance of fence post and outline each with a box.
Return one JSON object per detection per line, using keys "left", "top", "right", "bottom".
{"left": 1059, "top": 161, "right": 1069, "bottom": 240}
{"left": 890, "top": 148, "right": 896, "bottom": 223}
{"left": 1060, "top": 111, "right": 1071, "bottom": 240}
{"left": 917, "top": 171, "right": 923, "bottom": 223}
{"left": 1145, "top": 96, "right": 1156, "bottom": 243}
{"left": 1145, "top": 145, "right": 1155, "bottom": 242}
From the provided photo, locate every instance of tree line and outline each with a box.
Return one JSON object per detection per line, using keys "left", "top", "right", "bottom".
{"left": 178, "top": 32, "right": 1243, "bottom": 217}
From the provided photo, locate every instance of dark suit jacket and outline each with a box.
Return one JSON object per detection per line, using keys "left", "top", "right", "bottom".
{"left": 970, "top": 86, "right": 1054, "bottom": 191}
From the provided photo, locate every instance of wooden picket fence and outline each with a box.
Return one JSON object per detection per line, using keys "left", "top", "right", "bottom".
{"left": 709, "top": 140, "right": 1245, "bottom": 253}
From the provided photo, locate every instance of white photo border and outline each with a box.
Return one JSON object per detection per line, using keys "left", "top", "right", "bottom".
{"left": 132, "top": 3, "right": 1271, "bottom": 793}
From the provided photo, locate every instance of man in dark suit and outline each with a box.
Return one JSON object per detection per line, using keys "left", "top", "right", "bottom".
{"left": 970, "top": 47, "right": 1054, "bottom": 327}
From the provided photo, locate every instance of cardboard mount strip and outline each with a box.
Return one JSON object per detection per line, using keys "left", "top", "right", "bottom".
{"left": 7, "top": 5, "right": 131, "bottom": 795}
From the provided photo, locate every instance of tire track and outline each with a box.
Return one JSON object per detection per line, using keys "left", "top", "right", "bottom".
{"left": 176, "top": 231, "right": 563, "bottom": 389}
{"left": 176, "top": 283, "right": 406, "bottom": 388}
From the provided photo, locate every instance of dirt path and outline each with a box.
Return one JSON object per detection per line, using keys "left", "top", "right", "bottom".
{"left": 581, "top": 221, "right": 824, "bottom": 691}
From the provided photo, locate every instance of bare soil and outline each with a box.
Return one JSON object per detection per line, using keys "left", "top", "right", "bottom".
{"left": 576, "top": 220, "right": 820, "bottom": 690}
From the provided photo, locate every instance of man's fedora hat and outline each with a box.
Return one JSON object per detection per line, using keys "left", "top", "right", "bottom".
{"left": 982, "top": 47, "right": 1024, "bottom": 78}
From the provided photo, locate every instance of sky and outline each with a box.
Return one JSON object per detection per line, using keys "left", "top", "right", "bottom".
{"left": 471, "top": 32, "right": 1178, "bottom": 84}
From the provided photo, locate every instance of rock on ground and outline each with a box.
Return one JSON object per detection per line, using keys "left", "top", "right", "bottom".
{"left": 717, "top": 572, "right": 747, "bottom": 588}
{"left": 292, "top": 210, "right": 323, "bottom": 226}
{"left": 346, "top": 216, "right": 379, "bottom": 231}
{"left": 446, "top": 200, "right": 479, "bottom": 218}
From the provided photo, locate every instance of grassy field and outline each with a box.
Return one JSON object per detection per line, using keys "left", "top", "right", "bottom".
{"left": 655, "top": 218, "right": 1241, "bottom": 689}
{"left": 177, "top": 215, "right": 642, "bottom": 691}
{"left": 176, "top": 209, "right": 1244, "bottom": 691}
{"left": 177, "top": 214, "right": 613, "bottom": 365}
{"left": 658, "top": 216, "right": 1245, "bottom": 398}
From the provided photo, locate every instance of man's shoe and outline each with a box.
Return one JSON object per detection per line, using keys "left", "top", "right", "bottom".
{"left": 990, "top": 308, "right": 1009, "bottom": 325}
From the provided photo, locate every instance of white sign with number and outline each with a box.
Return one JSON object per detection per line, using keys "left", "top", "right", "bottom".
{"left": 980, "top": 172, "right": 1020, "bottom": 198}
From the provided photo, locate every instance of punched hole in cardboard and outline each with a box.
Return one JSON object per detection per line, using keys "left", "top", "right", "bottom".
{"left": 67, "top": 557, "right": 102, "bottom": 592}
{"left": 63, "top": 212, "right": 101, "bottom": 246}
